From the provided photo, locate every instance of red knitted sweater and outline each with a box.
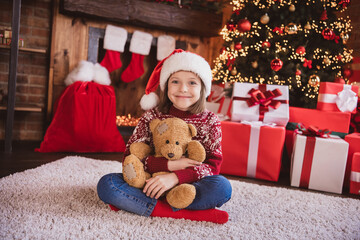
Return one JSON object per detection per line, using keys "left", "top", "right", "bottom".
{"left": 123, "top": 106, "right": 223, "bottom": 184}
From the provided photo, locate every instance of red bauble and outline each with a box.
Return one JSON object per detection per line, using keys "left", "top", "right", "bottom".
{"left": 238, "top": 19, "right": 251, "bottom": 32}
{"left": 339, "top": 0, "right": 351, "bottom": 8}
{"left": 295, "top": 46, "right": 306, "bottom": 55}
{"left": 270, "top": 59, "right": 283, "bottom": 71}
{"left": 343, "top": 68, "right": 353, "bottom": 78}
{"left": 262, "top": 41, "right": 271, "bottom": 48}
{"left": 335, "top": 77, "right": 345, "bottom": 84}
{"left": 295, "top": 69, "right": 302, "bottom": 75}
{"left": 235, "top": 43, "right": 242, "bottom": 50}
{"left": 322, "top": 28, "right": 334, "bottom": 40}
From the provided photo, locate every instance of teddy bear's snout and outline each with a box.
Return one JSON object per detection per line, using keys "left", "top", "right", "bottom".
{"left": 167, "top": 153, "right": 175, "bottom": 158}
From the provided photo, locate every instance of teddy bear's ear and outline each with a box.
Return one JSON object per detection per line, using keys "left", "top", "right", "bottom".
{"left": 149, "top": 119, "right": 161, "bottom": 133}
{"left": 188, "top": 124, "right": 197, "bottom": 137}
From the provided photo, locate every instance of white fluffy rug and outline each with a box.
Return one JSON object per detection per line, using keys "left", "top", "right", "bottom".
{"left": 0, "top": 156, "right": 359, "bottom": 240}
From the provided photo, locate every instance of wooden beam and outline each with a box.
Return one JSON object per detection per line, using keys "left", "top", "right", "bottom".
{"left": 60, "top": 0, "right": 222, "bottom": 37}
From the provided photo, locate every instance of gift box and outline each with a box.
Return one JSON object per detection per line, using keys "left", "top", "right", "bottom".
{"left": 221, "top": 120, "right": 285, "bottom": 182}
{"left": 349, "top": 152, "right": 360, "bottom": 195}
{"left": 317, "top": 82, "right": 359, "bottom": 114}
{"left": 285, "top": 107, "right": 351, "bottom": 159}
{"left": 231, "top": 83, "right": 289, "bottom": 126}
{"left": 344, "top": 133, "right": 360, "bottom": 187}
{"left": 290, "top": 133, "right": 349, "bottom": 194}
{"left": 206, "top": 84, "right": 232, "bottom": 120}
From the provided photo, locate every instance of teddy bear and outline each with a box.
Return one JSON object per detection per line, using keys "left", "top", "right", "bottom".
{"left": 122, "top": 117, "right": 206, "bottom": 209}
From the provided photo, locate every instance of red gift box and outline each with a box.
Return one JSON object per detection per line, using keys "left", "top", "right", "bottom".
{"left": 285, "top": 107, "right": 351, "bottom": 158}
{"left": 317, "top": 82, "right": 359, "bottom": 114}
{"left": 350, "top": 152, "right": 360, "bottom": 195}
{"left": 345, "top": 133, "right": 360, "bottom": 188}
{"left": 221, "top": 121, "right": 285, "bottom": 182}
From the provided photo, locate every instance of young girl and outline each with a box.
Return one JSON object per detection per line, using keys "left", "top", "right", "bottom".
{"left": 97, "top": 49, "right": 232, "bottom": 224}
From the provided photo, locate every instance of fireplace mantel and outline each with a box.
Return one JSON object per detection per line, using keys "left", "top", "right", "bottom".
{"left": 59, "top": 0, "right": 223, "bottom": 37}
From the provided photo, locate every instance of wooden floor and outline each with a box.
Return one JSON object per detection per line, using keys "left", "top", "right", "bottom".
{"left": 0, "top": 140, "right": 358, "bottom": 200}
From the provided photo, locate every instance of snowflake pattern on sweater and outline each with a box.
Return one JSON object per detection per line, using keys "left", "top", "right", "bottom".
{"left": 123, "top": 106, "right": 223, "bottom": 184}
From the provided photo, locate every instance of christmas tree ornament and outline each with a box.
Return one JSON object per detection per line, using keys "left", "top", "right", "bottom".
{"left": 296, "top": 69, "right": 302, "bottom": 75}
{"left": 289, "top": 4, "right": 296, "bottom": 12}
{"left": 121, "top": 31, "right": 153, "bottom": 83}
{"left": 230, "top": 42, "right": 235, "bottom": 50}
{"left": 295, "top": 46, "right": 306, "bottom": 55}
{"left": 227, "top": 23, "right": 236, "bottom": 31}
{"left": 100, "top": 25, "right": 128, "bottom": 73}
{"left": 157, "top": 35, "right": 175, "bottom": 61}
{"left": 260, "top": 14, "right": 270, "bottom": 24}
{"left": 251, "top": 61, "right": 258, "bottom": 68}
{"left": 304, "top": 22, "right": 311, "bottom": 30}
{"left": 262, "top": 41, "right": 271, "bottom": 48}
{"left": 231, "top": 67, "right": 237, "bottom": 75}
{"left": 339, "top": 0, "right": 351, "bottom": 8}
{"left": 340, "top": 32, "right": 349, "bottom": 44}
{"left": 322, "top": 28, "right": 334, "bottom": 40}
{"left": 285, "top": 23, "right": 298, "bottom": 34}
{"left": 235, "top": 42, "right": 242, "bottom": 50}
{"left": 308, "top": 74, "right": 320, "bottom": 87}
{"left": 335, "top": 77, "right": 345, "bottom": 84}
{"left": 343, "top": 68, "right": 353, "bottom": 78}
{"left": 270, "top": 58, "right": 283, "bottom": 71}
{"left": 320, "top": 9, "right": 328, "bottom": 21}
{"left": 237, "top": 19, "right": 252, "bottom": 32}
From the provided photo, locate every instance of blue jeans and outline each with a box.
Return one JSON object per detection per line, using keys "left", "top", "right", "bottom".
{"left": 97, "top": 173, "right": 232, "bottom": 217}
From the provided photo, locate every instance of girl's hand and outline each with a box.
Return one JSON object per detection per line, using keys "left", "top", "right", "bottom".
{"left": 143, "top": 173, "right": 179, "bottom": 199}
{"left": 167, "top": 157, "right": 202, "bottom": 171}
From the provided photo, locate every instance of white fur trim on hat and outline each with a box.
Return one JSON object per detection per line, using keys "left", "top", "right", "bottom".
{"left": 159, "top": 51, "right": 212, "bottom": 96}
{"left": 103, "top": 25, "right": 127, "bottom": 53}
{"left": 157, "top": 35, "right": 176, "bottom": 61}
{"left": 140, "top": 92, "right": 159, "bottom": 110}
{"left": 129, "top": 31, "right": 153, "bottom": 56}
{"left": 64, "top": 61, "right": 111, "bottom": 86}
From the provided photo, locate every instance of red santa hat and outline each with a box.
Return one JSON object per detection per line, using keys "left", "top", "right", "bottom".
{"left": 140, "top": 49, "right": 213, "bottom": 110}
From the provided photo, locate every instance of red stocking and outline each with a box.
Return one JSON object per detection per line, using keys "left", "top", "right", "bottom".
{"left": 121, "top": 53, "right": 145, "bottom": 83}
{"left": 100, "top": 50, "right": 122, "bottom": 73}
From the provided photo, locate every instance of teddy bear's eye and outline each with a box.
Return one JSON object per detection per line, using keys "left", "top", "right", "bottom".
{"left": 176, "top": 141, "right": 179, "bottom": 145}
{"left": 166, "top": 140, "right": 170, "bottom": 144}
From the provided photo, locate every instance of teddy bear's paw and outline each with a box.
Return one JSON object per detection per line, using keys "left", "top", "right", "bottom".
{"left": 166, "top": 184, "right": 196, "bottom": 209}
{"left": 123, "top": 154, "right": 146, "bottom": 188}
{"left": 187, "top": 141, "right": 206, "bottom": 162}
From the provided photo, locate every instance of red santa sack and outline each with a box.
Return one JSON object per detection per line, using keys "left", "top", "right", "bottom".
{"left": 36, "top": 81, "right": 125, "bottom": 152}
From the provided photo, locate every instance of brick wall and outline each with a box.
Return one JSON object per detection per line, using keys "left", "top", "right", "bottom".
{"left": 0, "top": 0, "right": 51, "bottom": 140}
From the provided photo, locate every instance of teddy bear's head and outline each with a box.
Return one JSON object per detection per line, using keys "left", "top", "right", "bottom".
{"left": 149, "top": 118, "right": 197, "bottom": 160}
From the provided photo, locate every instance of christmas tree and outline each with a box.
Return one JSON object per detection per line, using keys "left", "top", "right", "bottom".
{"left": 212, "top": 0, "right": 353, "bottom": 108}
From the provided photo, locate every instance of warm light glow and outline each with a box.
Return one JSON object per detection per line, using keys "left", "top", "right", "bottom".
{"left": 116, "top": 114, "right": 139, "bottom": 127}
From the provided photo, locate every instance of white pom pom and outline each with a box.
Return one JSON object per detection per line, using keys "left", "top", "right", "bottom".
{"left": 140, "top": 92, "right": 159, "bottom": 110}
{"left": 64, "top": 60, "right": 94, "bottom": 86}
{"left": 93, "top": 63, "right": 111, "bottom": 85}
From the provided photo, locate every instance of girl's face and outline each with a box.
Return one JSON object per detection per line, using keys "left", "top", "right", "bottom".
{"left": 167, "top": 71, "right": 202, "bottom": 111}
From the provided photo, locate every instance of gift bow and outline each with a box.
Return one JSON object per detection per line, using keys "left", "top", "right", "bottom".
{"left": 303, "top": 59, "right": 312, "bottom": 69}
{"left": 246, "top": 88, "right": 283, "bottom": 110}
{"left": 295, "top": 123, "right": 331, "bottom": 138}
{"left": 336, "top": 85, "right": 358, "bottom": 112}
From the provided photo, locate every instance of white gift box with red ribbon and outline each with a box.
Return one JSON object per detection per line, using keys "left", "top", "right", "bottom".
{"left": 290, "top": 133, "right": 349, "bottom": 194}
{"left": 206, "top": 84, "right": 231, "bottom": 120}
{"left": 231, "top": 83, "right": 289, "bottom": 126}
{"left": 317, "top": 82, "right": 359, "bottom": 114}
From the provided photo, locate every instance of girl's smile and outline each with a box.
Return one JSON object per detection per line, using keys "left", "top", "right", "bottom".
{"left": 167, "top": 71, "right": 202, "bottom": 111}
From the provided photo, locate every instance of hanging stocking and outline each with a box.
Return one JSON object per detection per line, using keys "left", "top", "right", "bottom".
{"left": 157, "top": 35, "right": 176, "bottom": 62}
{"left": 121, "top": 30, "right": 153, "bottom": 83}
{"left": 100, "top": 25, "right": 127, "bottom": 73}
